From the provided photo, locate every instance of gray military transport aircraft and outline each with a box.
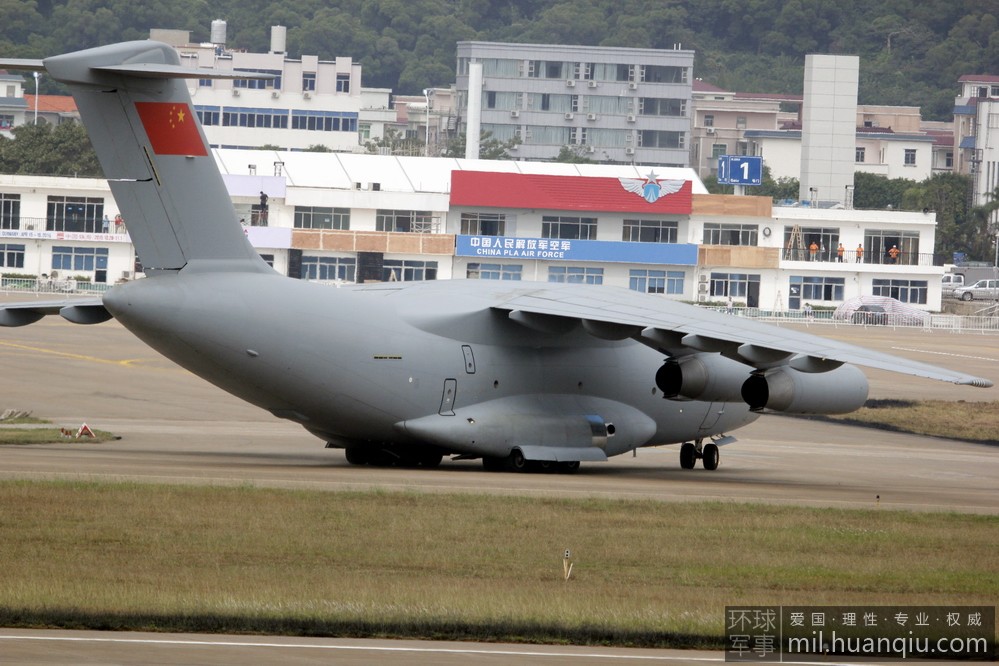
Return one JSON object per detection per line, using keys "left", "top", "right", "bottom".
{"left": 0, "top": 42, "right": 992, "bottom": 473}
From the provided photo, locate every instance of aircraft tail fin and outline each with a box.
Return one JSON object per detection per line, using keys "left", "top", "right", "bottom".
{"left": 34, "top": 41, "right": 273, "bottom": 274}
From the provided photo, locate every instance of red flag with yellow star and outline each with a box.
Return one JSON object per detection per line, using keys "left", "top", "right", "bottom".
{"left": 135, "top": 102, "right": 207, "bottom": 156}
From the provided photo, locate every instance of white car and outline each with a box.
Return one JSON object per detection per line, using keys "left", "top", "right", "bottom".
{"left": 953, "top": 279, "right": 999, "bottom": 301}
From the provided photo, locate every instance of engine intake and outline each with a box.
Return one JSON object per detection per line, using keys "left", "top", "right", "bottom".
{"left": 741, "top": 364, "right": 868, "bottom": 414}
{"left": 655, "top": 353, "right": 753, "bottom": 402}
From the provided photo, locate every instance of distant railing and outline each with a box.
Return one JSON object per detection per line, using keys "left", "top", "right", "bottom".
{"left": 781, "top": 248, "right": 944, "bottom": 266}
{"left": 711, "top": 306, "right": 999, "bottom": 334}
{"left": 2, "top": 216, "right": 128, "bottom": 235}
{"left": 0, "top": 276, "right": 112, "bottom": 294}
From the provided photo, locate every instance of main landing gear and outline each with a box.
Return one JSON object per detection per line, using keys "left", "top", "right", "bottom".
{"left": 679, "top": 439, "right": 719, "bottom": 470}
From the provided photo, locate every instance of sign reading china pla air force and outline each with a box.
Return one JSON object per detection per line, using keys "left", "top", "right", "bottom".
{"left": 717, "top": 155, "right": 763, "bottom": 186}
{"left": 456, "top": 235, "right": 697, "bottom": 265}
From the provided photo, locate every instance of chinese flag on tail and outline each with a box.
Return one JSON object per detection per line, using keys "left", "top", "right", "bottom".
{"left": 135, "top": 102, "right": 207, "bottom": 156}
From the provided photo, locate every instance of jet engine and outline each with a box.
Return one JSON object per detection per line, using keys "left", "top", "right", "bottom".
{"left": 740, "top": 364, "right": 868, "bottom": 414}
{"left": 655, "top": 353, "right": 753, "bottom": 401}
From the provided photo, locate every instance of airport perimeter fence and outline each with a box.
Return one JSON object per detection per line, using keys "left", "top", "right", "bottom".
{"left": 0, "top": 276, "right": 112, "bottom": 295}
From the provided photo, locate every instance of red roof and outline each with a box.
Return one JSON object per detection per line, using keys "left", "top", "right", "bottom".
{"left": 958, "top": 74, "right": 999, "bottom": 83}
{"left": 23, "top": 94, "right": 78, "bottom": 114}
{"left": 450, "top": 171, "right": 692, "bottom": 214}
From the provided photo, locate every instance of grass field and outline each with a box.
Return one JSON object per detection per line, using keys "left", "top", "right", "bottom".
{"left": 801, "top": 399, "right": 999, "bottom": 445}
{"left": 0, "top": 480, "right": 996, "bottom": 648}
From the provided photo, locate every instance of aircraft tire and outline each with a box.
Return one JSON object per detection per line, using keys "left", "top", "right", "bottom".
{"left": 679, "top": 442, "right": 696, "bottom": 469}
{"left": 556, "top": 461, "right": 580, "bottom": 474}
{"left": 482, "top": 456, "right": 506, "bottom": 471}
{"left": 507, "top": 449, "right": 529, "bottom": 472}
{"left": 702, "top": 443, "right": 720, "bottom": 471}
{"left": 344, "top": 447, "right": 369, "bottom": 465}
{"left": 420, "top": 452, "right": 444, "bottom": 468}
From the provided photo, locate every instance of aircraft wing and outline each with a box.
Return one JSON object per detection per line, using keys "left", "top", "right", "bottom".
{"left": 492, "top": 284, "right": 993, "bottom": 388}
{"left": 0, "top": 298, "right": 110, "bottom": 327}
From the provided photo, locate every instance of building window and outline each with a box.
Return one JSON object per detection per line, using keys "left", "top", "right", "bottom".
{"left": 467, "top": 263, "right": 521, "bottom": 280}
{"left": 863, "top": 229, "right": 920, "bottom": 265}
{"left": 0, "top": 114, "right": 14, "bottom": 130}
{"left": 872, "top": 278, "right": 927, "bottom": 304}
{"left": 904, "top": 149, "right": 916, "bottom": 166}
{"left": 376, "top": 210, "right": 434, "bottom": 233}
{"left": 233, "top": 68, "right": 282, "bottom": 89}
{"left": 641, "top": 65, "right": 687, "bottom": 84}
{"left": 945, "top": 151, "right": 953, "bottom": 168}
{"left": 703, "top": 223, "right": 758, "bottom": 246}
{"left": 856, "top": 147, "right": 865, "bottom": 163}
{"left": 359, "top": 123, "right": 371, "bottom": 141}
{"left": 704, "top": 114, "right": 714, "bottom": 127}
{"left": 629, "top": 269, "right": 684, "bottom": 295}
{"left": 622, "top": 219, "right": 678, "bottom": 243}
{"left": 541, "top": 215, "right": 597, "bottom": 240}
{"left": 548, "top": 266, "right": 603, "bottom": 284}
{"left": 0, "top": 243, "right": 25, "bottom": 269}
{"left": 303, "top": 72, "right": 316, "bottom": 91}
{"left": 51, "top": 246, "right": 108, "bottom": 272}
{"left": 736, "top": 116, "right": 747, "bottom": 129}
{"left": 460, "top": 212, "right": 506, "bottom": 236}
{"left": 46, "top": 196, "right": 105, "bottom": 233}
{"left": 194, "top": 105, "right": 221, "bottom": 126}
{"left": 638, "top": 129, "right": 684, "bottom": 149}
{"left": 336, "top": 74, "right": 350, "bottom": 93}
{"left": 300, "top": 256, "right": 356, "bottom": 282}
{"left": 710, "top": 273, "right": 760, "bottom": 298}
{"left": 293, "top": 206, "right": 350, "bottom": 230}
{"left": 383, "top": 260, "right": 437, "bottom": 281}
{"left": 639, "top": 98, "right": 686, "bottom": 117}
{"left": 790, "top": 276, "right": 845, "bottom": 302}
{"left": 711, "top": 143, "right": 727, "bottom": 158}
{"left": 486, "top": 91, "right": 496, "bottom": 109}
{"left": 1, "top": 193, "right": 21, "bottom": 230}
{"left": 290, "top": 110, "right": 357, "bottom": 132}
{"left": 783, "top": 227, "right": 840, "bottom": 261}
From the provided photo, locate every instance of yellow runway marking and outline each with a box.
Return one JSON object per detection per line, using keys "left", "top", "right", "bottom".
{"left": 0, "top": 340, "right": 144, "bottom": 367}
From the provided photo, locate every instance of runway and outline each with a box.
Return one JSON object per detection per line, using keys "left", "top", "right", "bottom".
{"left": 1, "top": 310, "right": 998, "bottom": 664}
{"left": 1, "top": 314, "right": 997, "bottom": 513}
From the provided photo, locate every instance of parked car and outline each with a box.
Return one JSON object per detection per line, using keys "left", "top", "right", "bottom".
{"left": 941, "top": 273, "right": 965, "bottom": 293}
{"left": 953, "top": 279, "right": 999, "bottom": 301}
{"left": 851, "top": 304, "right": 888, "bottom": 325}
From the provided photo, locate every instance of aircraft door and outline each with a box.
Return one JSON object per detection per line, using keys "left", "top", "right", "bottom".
{"left": 697, "top": 402, "right": 725, "bottom": 432}
{"left": 438, "top": 378, "right": 457, "bottom": 416}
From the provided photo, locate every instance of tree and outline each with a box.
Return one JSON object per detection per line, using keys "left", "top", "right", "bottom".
{"left": 553, "top": 145, "right": 595, "bottom": 164}
{"left": 0, "top": 121, "right": 101, "bottom": 177}
{"left": 443, "top": 131, "right": 521, "bottom": 160}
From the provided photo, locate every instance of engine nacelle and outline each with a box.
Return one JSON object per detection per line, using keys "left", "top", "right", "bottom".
{"left": 740, "top": 364, "right": 869, "bottom": 414}
{"left": 655, "top": 353, "right": 753, "bottom": 402}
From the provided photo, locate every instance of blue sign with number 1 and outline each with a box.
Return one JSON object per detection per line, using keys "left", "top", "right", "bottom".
{"left": 717, "top": 155, "right": 763, "bottom": 186}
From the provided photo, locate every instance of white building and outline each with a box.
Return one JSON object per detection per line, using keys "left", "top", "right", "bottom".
{"left": 455, "top": 41, "right": 694, "bottom": 165}
{"left": 0, "top": 153, "right": 946, "bottom": 312}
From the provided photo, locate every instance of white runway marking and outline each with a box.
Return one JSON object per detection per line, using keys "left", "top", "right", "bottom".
{"left": 0, "top": 634, "right": 720, "bottom": 661}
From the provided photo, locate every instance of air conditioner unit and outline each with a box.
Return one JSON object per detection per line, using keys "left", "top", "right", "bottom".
{"left": 627, "top": 114, "right": 636, "bottom": 123}
{"left": 231, "top": 88, "right": 240, "bottom": 97}
{"left": 566, "top": 79, "right": 576, "bottom": 87}
{"left": 510, "top": 109, "right": 520, "bottom": 117}
{"left": 625, "top": 147, "right": 635, "bottom": 155}
{"left": 586, "top": 145, "right": 596, "bottom": 153}
{"left": 699, "top": 274, "right": 708, "bottom": 283}
{"left": 706, "top": 127, "right": 715, "bottom": 134}
{"left": 628, "top": 82, "right": 637, "bottom": 90}
{"left": 698, "top": 294, "right": 707, "bottom": 302}
{"left": 586, "top": 113, "right": 597, "bottom": 121}
{"left": 121, "top": 271, "right": 131, "bottom": 280}
{"left": 564, "top": 112, "right": 574, "bottom": 120}
{"left": 698, "top": 283, "right": 708, "bottom": 293}
{"left": 271, "top": 91, "right": 280, "bottom": 99}
{"left": 303, "top": 91, "right": 311, "bottom": 99}
{"left": 587, "top": 80, "right": 597, "bottom": 88}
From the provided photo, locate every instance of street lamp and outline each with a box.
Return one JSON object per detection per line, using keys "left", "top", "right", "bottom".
{"left": 32, "top": 72, "right": 40, "bottom": 125}
{"left": 422, "top": 88, "right": 431, "bottom": 157}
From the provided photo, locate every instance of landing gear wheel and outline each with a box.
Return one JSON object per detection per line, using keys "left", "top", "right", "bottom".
{"left": 556, "top": 461, "right": 580, "bottom": 474}
{"left": 344, "top": 447, "right": 369, "bottom": 465}
{"left": 702, "top": 443, "right": 720, "bottom": 471}
{"left": 507, "top": 449, "right": 529, "bottom": 472}
{"left": 482, "top": 456, "right": 505, "bottom": 471}
{"left": 679, "top": 442, "right": 696, "bottom": 469}
{"left": 419, "top": 452, "right": 443, "bottom": 468}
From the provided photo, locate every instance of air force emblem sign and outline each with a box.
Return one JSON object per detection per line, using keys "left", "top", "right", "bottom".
{"left": 619, "top": 172, "right": 686, "bottom": 204}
